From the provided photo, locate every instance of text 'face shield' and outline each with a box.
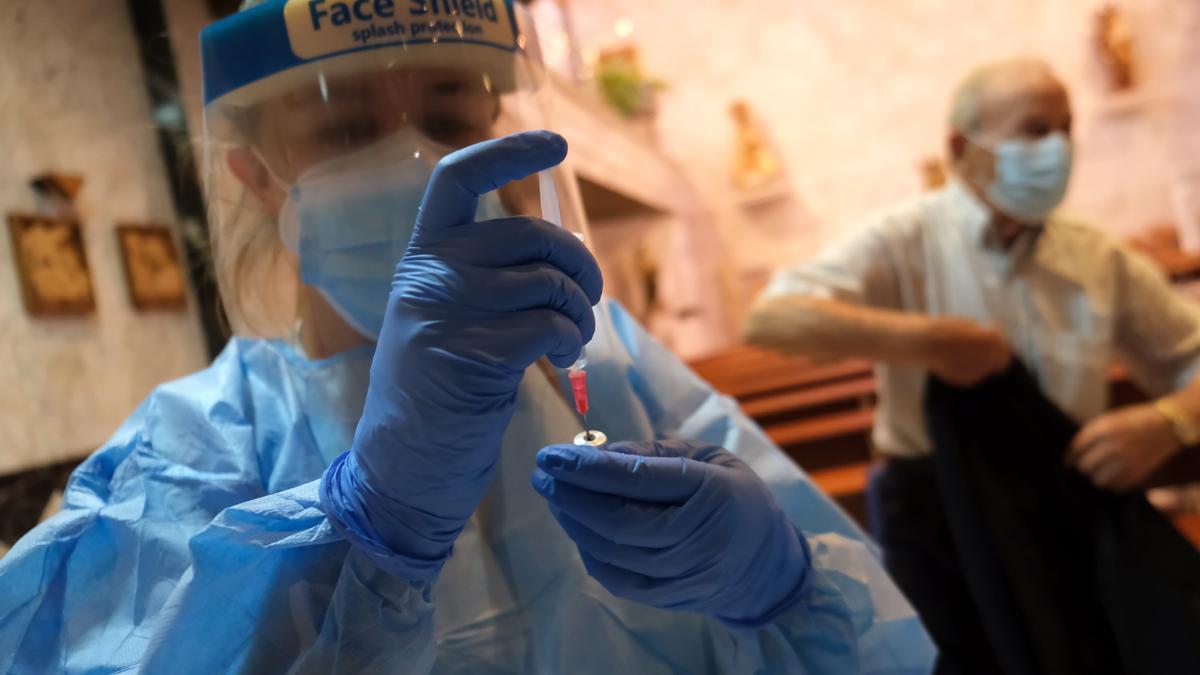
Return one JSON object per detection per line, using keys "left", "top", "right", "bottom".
{"left": 201, "top": 0, "right": 589, "bottom": 337}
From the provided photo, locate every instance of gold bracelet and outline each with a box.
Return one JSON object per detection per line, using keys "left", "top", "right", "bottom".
{"left": 1153, "top": 398, "right": 1200, "bottom": 447}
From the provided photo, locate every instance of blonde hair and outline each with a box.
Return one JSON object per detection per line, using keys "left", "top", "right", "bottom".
{"left": 203, "top": 110, "right": 300, "bottom": 338}
{"left": 201, "top": 112, "right": 529, "bottom": 340}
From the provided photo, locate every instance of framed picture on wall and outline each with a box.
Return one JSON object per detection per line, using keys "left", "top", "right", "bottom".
{"left": 115, "top": 224, "right": 188, "bottom": 311}
{"left": 6, "top": 214, "right": 96, "bottom": 316}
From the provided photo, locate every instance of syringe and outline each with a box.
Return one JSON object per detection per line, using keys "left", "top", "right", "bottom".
{"left": 568, "top": 361, "right": 591, "bottom": 438}
{"left": 540, "top": 170, "right": 595, "bottom": 441}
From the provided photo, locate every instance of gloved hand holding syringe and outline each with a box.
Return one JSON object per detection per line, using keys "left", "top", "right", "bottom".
{"left": 539, "top": 170, "right": 603, "bottom": 447}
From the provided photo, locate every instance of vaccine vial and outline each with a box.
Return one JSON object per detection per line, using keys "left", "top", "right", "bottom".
{"left": 573, "top": 430, "right": 607, "bottom": 447}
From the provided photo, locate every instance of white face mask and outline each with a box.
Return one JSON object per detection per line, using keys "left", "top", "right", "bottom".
{"left": 277, "top": 127, "right": 507, "bottom": 340}
{"left": 978, "top": 131, "right": 1074, "bottom": 225}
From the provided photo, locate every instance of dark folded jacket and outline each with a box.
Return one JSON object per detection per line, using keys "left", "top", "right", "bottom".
{"left": 924, "top": 361, "right": 1200, "bottom": 675}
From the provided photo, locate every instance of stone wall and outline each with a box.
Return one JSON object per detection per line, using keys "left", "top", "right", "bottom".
{"left": 0, "top": 0, "right": 209, "bottom": 474}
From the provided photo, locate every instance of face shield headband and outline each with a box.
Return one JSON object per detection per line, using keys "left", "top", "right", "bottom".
{"left": 201, "top": 0, "right": 523, "bottom": 108}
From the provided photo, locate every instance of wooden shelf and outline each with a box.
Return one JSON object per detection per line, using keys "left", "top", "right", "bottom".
{"left": 576, "top": 176, "right": 667, "bottom": 221}
{"left": 546, "top": 74, "right": 689, "bottom": 217}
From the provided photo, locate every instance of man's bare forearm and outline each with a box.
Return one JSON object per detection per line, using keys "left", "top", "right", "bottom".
{"left": 742, "top": 294, "right": 933, "bottom": 365}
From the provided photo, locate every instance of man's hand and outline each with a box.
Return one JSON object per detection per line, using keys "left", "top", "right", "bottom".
{"left": 1067, "top": 404, "right": 1183, "bottom": 492}
{"left": 921, "top": 317, "right": 1013, "bottom": 387}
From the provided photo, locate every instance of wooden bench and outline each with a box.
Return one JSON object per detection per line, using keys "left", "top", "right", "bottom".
{"left": 694, "top": 349, "right": 872, "bottom": 400}
{"left": 690, "top": 347, "right": 1194, "bottom": 529}
{"left": 742, "top": 377, "right": 875, "bottom": 423}
{"left": 692, "top": 348, "right": 876, "bottom": 518}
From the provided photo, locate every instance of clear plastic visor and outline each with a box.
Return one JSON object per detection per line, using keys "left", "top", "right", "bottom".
{"left": 201, "top": 8, "right": 589, "bottom": 337}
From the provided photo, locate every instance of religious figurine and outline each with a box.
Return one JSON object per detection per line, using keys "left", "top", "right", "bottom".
{"left": 729, "top": 100, "right": 783, "bottom": 191}
{"left": 1096, "top": 4, "right": 1135, "bottom": 91}
{"left": 918, "top": 156, "right": 948, "bottom": 190}
{"left": 29, "top": 173, "right": 84, "bottom": 219}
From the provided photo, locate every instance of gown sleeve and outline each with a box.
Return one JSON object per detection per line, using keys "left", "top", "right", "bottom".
{"left": 140, "top": 482, "right": 436, "bottom": 674}
{"left": 0, "top": 351, "right": 437, "bottom": 675}
{"left": 601, "top": 301, "right": 936, "bottom": 674}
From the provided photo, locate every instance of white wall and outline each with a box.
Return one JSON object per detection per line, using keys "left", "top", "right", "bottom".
{"left": 567, "top": 0, "right": 1200, "bottom": 318}
{"left": 0, "top": 0, "right": 209, "bottom": 474}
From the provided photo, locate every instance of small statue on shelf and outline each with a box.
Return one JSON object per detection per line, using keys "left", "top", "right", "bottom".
{"left": 918, "top": 156, "right": 948, "bottom": 191}
{"left": 729, "top": 100, "right": 783, "bottom": 192}
{"left": 29, "top": 173, "right": 84, "bottom": 219}
{"left": 1095, "top": 4, "right": 1136, "bottom": 91}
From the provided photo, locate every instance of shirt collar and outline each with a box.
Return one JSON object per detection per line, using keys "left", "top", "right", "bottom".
{"left": 946, "top": 177, "right": 1047, "bottom": 274}
{"left": 1028, "top": 213, "right": 1079, "bottom": 282}
{"left": 946, "top": 177, "right": 993, "bottom": 248}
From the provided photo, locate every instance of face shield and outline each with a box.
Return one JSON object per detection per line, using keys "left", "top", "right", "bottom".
{"left": 201, "top": 0, "right": 591, "bottom": 339}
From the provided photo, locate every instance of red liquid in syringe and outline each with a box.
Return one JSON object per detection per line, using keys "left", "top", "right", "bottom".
{"left": 568, "top": 369, "right": 589, "bottom": 417}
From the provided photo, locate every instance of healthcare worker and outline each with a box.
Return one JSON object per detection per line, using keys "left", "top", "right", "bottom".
{"left": 0, "top": 1, "right": 933, "bottom": 673}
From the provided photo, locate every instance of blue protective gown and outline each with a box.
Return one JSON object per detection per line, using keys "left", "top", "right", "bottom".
{"left": 0, "top": 302, "right": 934, "bottom": 674}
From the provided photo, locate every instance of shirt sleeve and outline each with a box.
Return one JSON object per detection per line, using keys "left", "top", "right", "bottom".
{"left": 603, "top": 301, "right": 937, "bottom": 674}
{"left": 1113, "top": 245, "right": 1200, "bottom": 396}
{"left": 760, "top": 213, "right": 909, "bottom": 309}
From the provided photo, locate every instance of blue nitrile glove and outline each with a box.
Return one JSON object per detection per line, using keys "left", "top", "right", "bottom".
{"left": 320, "top": 131, "right": 603, "bottom": 580}
{"left": 531, "top": 440, "right": 812, "bottom": 628}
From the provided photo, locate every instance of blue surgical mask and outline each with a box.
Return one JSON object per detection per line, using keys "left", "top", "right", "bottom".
{"left": 980, "top": 132, "right": 1073, "bottom": 225}
{"left": 278, "top": 128, "right": 507, "bottom": 339}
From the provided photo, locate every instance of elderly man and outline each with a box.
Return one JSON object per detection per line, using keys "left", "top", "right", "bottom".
{"left": 744, "top": 57, "right": 1200, "bottom": 672}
